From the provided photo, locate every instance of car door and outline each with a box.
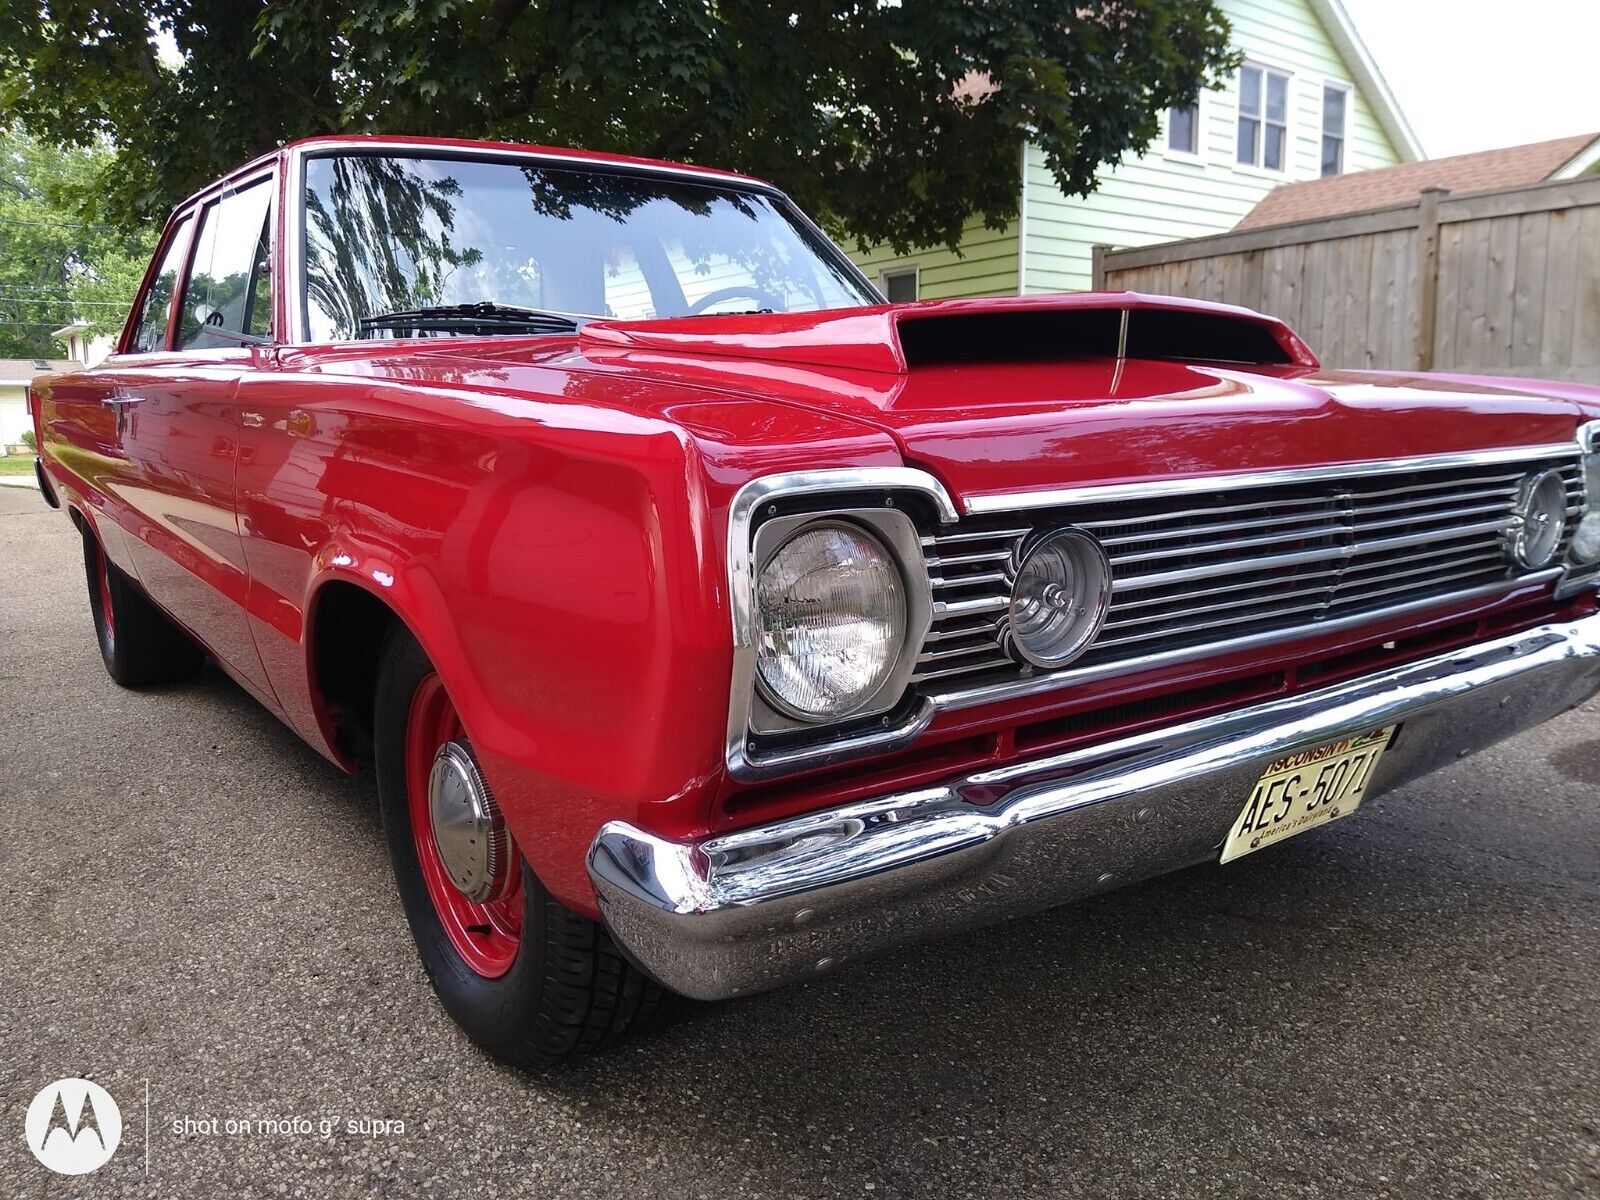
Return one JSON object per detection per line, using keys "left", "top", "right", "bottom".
{"left": 117, "top": 175, "right": 279, "bottom": 705}
{"left": 37, "top": 214, "right": 197, "bottom": 582}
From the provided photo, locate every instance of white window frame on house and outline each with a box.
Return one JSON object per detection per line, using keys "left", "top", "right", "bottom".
{"left": 879, "top": 265, "right": 919, "bottom": 303}
{"left": 1236, "top": 61, "right": 1293, "bottom": 174}
{"left": 1163, "top": 94, "right": 1204, "bottom": 162}
{"left": 1321, "top": 78, "right": 1352, "bottom": 177}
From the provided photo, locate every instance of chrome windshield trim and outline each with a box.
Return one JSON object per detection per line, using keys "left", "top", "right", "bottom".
{"left": 963, "top": 444, "right": 1582, "bottom": 514}
{"left": 724, "top": 468, "right": 957, "bottom": 781}
{"left": 294, "top": 138, "right": 772, "bottom": 188}
{"left": 284, "top": 146, "right": 308, "bottom": 343}
{"left": 283, "top": 142, "right": 880, "bottom": 344}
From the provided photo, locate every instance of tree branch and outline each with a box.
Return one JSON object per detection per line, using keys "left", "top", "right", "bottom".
{"left": 645, "top": 101, "right": 708, "bottom": 161}
{"left": 479, "top": 0, "right": 532, "bottom": 44}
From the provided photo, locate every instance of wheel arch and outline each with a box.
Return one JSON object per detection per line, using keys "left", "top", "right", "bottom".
{"left": 305, "top": 575, "right": 398, "bottom": 769}
{"left": 302, "top": 551, "right": 486, "bottom": 774}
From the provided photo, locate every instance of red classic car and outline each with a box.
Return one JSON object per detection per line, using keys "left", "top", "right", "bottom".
{"left": 31, "top": 135, "right": 1600, "bottom": 1068}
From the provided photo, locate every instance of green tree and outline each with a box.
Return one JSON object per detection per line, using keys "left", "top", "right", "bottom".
{"left": 0, "top": 1, "right": 1234, "bottom": 255}
{"left": 0, "top": 126, "right": 152, "bottom": 357}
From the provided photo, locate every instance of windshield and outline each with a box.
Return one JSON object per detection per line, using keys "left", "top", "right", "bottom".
{"left": 300, "top": 153, "right": 876, "bottom": 341}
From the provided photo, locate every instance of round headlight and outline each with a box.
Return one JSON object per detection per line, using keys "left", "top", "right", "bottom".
{"left": 755, "top": 522, "right": 906, "bottom": 721}
{"left": 1511, "top": 469, "right": 1566, "bottom": 568}
{"left": 1007, "top": 528, "right": 1111, "bottom": 669}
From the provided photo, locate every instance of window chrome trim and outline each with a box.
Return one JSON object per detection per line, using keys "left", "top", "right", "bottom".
{"left": 725, "top": 468, "right": 956, "bottom": 781}
{"left": 962, "top": 444, "right": 1583, "bottom": 515}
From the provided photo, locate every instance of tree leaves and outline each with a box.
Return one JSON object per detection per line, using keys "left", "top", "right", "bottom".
{"left": 0, "top": 0, "right": 1235, "bottom": 257}
{"left": 0, "top": 128, "right": 154, "bottom": 357}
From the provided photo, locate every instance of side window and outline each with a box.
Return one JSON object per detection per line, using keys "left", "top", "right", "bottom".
{"left": 1237, "top": 64, "right": 1290, "bottom": 171}
{"left": 1167, "top": 103, "right": 1199, "bottom": 155}
{"left": 880, "top": 267, "right": 919, "bottom": 303}
{"left": 128, "top": 216, "right": 193, "bottom": 353}
{"left": 176, "top": 179, "right": 274, "bottom": 350}
{"left": 1321, "top": 84, "right": 1349, "bottom": 177}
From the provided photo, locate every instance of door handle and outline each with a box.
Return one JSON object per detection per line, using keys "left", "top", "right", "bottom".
{"left": 101, "top": 393, "right": 148, "bottom": 409}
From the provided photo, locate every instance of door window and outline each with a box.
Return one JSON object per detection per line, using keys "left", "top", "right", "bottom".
{"left": 177, "top": 179, "right": 274, "bottom": 350}
{"left": 128, "top": 216, "right": 194, "bottom": 353}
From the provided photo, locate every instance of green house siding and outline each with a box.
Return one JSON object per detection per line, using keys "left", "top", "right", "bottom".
{"left": 1024, "top": 0, "right": 1402, "bottom": 293}
{"left": 850, "top": 0, "right": 1406, "bottom": 299}
{"left": 850, "top": 215, "right": 1019, "bottom": 300}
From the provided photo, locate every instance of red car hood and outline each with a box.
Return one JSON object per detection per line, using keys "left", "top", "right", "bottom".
{"left": 307, "top": 295, "right": 1596, "bottom": 507}
{"left": 573, "top": 296, "right": 1592, "bottom": 504}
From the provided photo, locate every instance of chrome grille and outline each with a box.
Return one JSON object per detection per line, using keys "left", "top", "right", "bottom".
{"left": 914, "top": 458, "right": 1583, "bottom": 692}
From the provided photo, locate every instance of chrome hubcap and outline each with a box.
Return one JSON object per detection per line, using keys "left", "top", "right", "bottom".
{"left": 427, "top": 741, "right": 509, "bottom": 904}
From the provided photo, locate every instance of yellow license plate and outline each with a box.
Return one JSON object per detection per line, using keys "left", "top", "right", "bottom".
{"left": 1220, "top": 726, "right": 1398, "bottom": 864}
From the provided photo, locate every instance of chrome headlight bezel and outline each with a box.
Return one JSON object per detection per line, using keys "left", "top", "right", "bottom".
{"left": 1510, "top": 468, "right": 1568, "bottom": 569}
{"left": 746, "top": 507, "right": 931, "bottom": 733}
{"left": 1004, "top": 527, "right": 1113, "bottom": 669}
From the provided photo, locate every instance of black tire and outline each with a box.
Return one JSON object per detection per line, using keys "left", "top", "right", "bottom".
{"left": 81, "top": 526, "right": 205, "bottom": 688}
{"left": 373, "top": 625, "right": 665, "bottom": 1068}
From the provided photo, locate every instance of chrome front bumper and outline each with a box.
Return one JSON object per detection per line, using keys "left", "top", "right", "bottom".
{"left": 588, "top": 615, "right": 1600, "bottom": 1001}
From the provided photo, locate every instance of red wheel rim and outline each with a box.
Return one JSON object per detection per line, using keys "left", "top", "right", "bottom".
{"left": 96, "top": 549, "right": 115, "bottom": 649}
{"left": 406, "top": 673, "right": 522, "bottom": 978}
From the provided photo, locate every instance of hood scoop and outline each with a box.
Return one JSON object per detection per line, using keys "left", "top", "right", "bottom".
{"left": 580, "top": 292, "right": 1318, "bottom": 376}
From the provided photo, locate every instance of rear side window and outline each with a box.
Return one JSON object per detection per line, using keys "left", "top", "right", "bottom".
{"left": 176, "top": 179, "right": 274, "bottom": 349}
{"left": 128, "top": 216, "right": 193, "bottom": 353}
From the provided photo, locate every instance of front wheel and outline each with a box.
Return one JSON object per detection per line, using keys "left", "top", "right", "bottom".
{"left": 373, "top": 627, "right": 664, "bottom": 1068}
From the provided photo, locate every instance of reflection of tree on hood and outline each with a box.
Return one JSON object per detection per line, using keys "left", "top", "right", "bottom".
{"left": 306, "top": 156, "right": 485, "bottom": 337}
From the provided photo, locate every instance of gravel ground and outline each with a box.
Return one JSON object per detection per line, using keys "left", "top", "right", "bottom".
{"left": 2, "top": 484, "right": 1597, "bottom": 1199}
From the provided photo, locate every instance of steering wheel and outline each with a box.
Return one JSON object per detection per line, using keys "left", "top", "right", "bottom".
{"left": 685, "top": 286, "right": 784, "bottom": 316}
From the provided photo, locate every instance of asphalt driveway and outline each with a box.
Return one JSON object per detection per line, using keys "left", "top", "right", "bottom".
{"left": 2, "top": 483, "right": 1597, "bottom": 1199}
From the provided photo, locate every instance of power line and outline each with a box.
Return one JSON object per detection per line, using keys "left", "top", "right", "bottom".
{"left": 0, "top": 319, "right": 115, "bottom": 328}
{"left": 0, "top": 296, "right": 131, "bottom": 307}
{"left": 0, "top": 284, "right": 133, "bottom": 292}
{"left": 0, "top": 298, "right": 131, "bottom": 308}
{"left": 0, "top": 216, "right": 131, "bottom": 230}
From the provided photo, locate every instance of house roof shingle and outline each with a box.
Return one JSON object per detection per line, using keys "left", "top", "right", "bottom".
{"left": 1236, "top": 133, "right": 1600, "bottom": 230}
{"left": 0, "top": 359, "right": 81, "bottom": 384}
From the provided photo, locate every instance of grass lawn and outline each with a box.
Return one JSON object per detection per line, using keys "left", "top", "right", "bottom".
{"left": 0, "top": 456, "right": 37, "bottom": 476}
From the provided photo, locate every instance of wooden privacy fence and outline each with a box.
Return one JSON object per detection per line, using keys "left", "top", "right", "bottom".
{"left": 1093, "top": 175, "right": 1600, "bottom": 384}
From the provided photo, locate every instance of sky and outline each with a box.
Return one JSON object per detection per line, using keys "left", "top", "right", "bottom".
{"left": 1340, "top": 0, "right": 1600, "bottom": 158}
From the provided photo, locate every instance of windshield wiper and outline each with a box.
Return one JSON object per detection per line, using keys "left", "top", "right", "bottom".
{"left": 358, "top": 302, "right": 585, "bottom": 336}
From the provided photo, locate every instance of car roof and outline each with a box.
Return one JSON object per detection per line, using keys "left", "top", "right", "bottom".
{"left": 169, "top": 133, "right": 777, "bottom": 219}
{"left": 283, "top": 134, "right": 773, "bottom": 189}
